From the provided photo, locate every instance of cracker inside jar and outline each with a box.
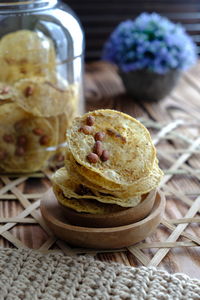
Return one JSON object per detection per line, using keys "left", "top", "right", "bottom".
{"left": 0, "top": 102, "right": 59, "bottom": 173}
{"left": 14, "top": 76, "right": 78, "bottom": 118}
{"left": 0, "top": 29, "right": 80, "bottom": 172}
{"left": 0, "top": 30, "right": 56, "bottom": 83}
{"left": 0, "top": 80, "right": 79, "bottom": 172}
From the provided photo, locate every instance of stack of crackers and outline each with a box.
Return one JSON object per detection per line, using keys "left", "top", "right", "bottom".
{"left": 52, "top": 109, "right": 163, "bottom": 214}
{"left": 0, "top": 30, "right": 78, "bottom": 173}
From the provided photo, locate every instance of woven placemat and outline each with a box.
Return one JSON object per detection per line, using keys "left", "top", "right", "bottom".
{"left": 0, "top": 248, "right": 200, "bottom": 300}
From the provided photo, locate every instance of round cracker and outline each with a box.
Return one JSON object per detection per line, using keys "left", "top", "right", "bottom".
{"left": 69, "top": 152, "right": 163, "bottom": 198}
{"left": 0, "top": 102, "right": 58, "bottom": 173}
{"left": 67, "top": 109, "right": 156, "bottom": 186}
{"left": 52, "top": 167, "right": 142, "bottom": 207}
{"left": 68, "top": 152, "right": 124, "bottom": 191}
{"left": 53, "top": 184, "right": 125, "bottom": 214}
{"left": 112, "top": 160, "right": 163, "bottom": 197}
{"left": 0, "top": 30, "right": 56, "bottom": 83}
{"left": 14, "top": 77, "right": 77, "bottom": 117}
{"left": 65, "top": 152, "right": 121, "bottom": 194}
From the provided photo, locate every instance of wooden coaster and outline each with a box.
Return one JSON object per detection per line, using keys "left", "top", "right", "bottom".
{"left": 40, "top": 189, "right": 166, "bottom": 249}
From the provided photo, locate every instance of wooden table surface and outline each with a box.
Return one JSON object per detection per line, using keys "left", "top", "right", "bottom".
{"left": 0, "top": 61, "right": 200, "bottom": 280}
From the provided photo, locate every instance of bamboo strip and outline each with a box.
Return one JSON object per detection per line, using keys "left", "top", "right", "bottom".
{"left": 5, "top": 173, "right": 44, "bottom": 178}
{"left": 162, "top": 219, "right": 200, "bottom": 246}
{"left": 0, "top": 176, "right": 27, "bottom": 196}
{"left": 136, "top": 241, "right": 196, "bottom": 249}
{"left": 167, "top": 217, "right": 200, "bottom": 224}
{"left": 36, "top": 250, "right": 63, "bottom": 254}
{"left": 184, "top": 193, "right": 200, "bottom": 197}
{"left": 0, "top": 194, "right": 43, "bottom": 200}
{"left": 0, "top": 200, "right": 40, "bottom": 235}
{"left": 166, "top": 132, "right": 198, "bottom": 146}
{"left": 140, "top": 118, "right": 200, "bottom": 147}
{"left": 0, "top": 177, "right": 71, "bottom": 252}
{"left": 141, "top": 119, "right": 198, "bottom": 130}
{"left": 39, "top": 236, "right": 57, "bottom": 250}
{"left": 127, "top": 247, "right": 150, "bottom": 266}
{"left": 161, "top": 136, "right": 200, "bottom": 186}
{"left": 163, "top": 169, "right": 200, "bottom": 175}
{"left": 148, "top": 195, "right": 200, "bottom": 267}
{"left": 0, "top": 217, "right": 37, "bottom": 224}
{"left": 1, "top": 231, "right": 29, "bottom": 249}
{"left": 170, "top": 93, "right": 200, "bottom": 122}
{"left": 56, "top": 240, "right": 77, "bottom": 256}
{"left": 153, "top": 119, "right": 183, "bottom": 145}
{"left": 159, "top": 152, "right": 200, "bottom": 182}
{"left": 149, "top": 122, "right": 200, "bottom": 183}
{"left": 139, "top": 118, "right": 163, "bottom": 128}
{"left": 163, "top": 184, "right": 200, "bottom": 214}
{"left": 1, "top": 177, "right": 52, "bottom": 236}
{"left": 162, "top": 150, "right": 200, "bottom": 154}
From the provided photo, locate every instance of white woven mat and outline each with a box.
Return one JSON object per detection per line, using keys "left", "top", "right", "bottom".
{"left": 0, "top": 248, "right": 200, "bottom": 300}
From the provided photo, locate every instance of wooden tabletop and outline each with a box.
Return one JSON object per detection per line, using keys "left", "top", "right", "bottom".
{"left": 0, "top": 61, "right": 200, "bottom": 280}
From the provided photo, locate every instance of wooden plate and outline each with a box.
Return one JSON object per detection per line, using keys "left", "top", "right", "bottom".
{"left": 40, "top": 189, "right": 165, "bottom": 249}
{"left": 59, "top": 189, "right": 157, "bottom": 228}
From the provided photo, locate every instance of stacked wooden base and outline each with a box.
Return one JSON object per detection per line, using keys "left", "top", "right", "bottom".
{"left": 41, "top": 189, "right": 165, "bottom": 249}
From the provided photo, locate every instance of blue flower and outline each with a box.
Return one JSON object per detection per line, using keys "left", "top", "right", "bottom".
{"left": 102, "top": 13, "right": 197, "bottom": 74}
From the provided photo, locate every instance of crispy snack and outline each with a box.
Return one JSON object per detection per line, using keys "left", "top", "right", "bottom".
{"left": 65, "top": 152, "right": 121, "bottom": 193}
{"left": 68, "top": 152, "right": 163, "bottom": 198}
{"left": 52, "top": 167, "right": 142, "bottom": 207}
{"left": 110, "top": 160, "right": 163, "bottom": 198}
{"left": 14, "top": 77, "right": 77, "bottom": 117}
{"left": 0, "top": 30, "right": 79, "bottom": 173}
{"left": 67, "top": 109, "right": 156, "bottom": 186}
{"left": 52, "top": 109, "right": 163, "bottom": 214}
{"left": 53, "top": 184, "right": 126, "bottom": 214}
{"left": 0, "top": 102, "right": 58, "bottom": 173}
{"left": 0, "top": 30, "right": 56, "bottom": 83}
{"left": 68, "top": 151, "right": 125, "bottom": 191}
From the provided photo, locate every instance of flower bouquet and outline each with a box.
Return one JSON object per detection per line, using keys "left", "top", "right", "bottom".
{"left": 102, "top": 13, "right": 197, "bottom": 101}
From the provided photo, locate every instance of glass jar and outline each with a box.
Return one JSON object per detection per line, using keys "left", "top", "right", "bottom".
{"left": 0, "top": 0, "right": 84, "bottom": 173}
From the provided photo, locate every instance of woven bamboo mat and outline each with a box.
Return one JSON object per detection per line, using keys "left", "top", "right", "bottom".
{"left": 0, "top": 61, "right": 200, "bottom": 277}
